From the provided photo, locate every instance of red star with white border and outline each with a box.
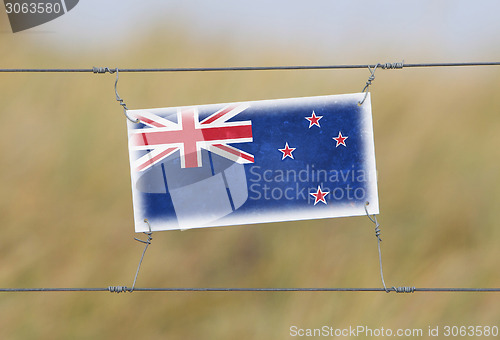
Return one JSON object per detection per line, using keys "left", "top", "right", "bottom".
{"left": 305, "top": 111, "right": 323, "bottom": 128}
{"left": 333, "top": 131, "right": 348, "bottom": 147}
{"left": 310, "top": 186, "right": 329, "bottom": 205}
{"left": 278, "top": 142, "right": 296, "bottom": 160}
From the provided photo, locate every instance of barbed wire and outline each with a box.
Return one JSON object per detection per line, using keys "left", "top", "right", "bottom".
{"left": 0, "top": 61, "right": 499, "bottom": 73}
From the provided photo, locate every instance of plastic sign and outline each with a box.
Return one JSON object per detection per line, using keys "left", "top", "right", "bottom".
{"left": 126, "top": 93, "right": 379, "bottom": 232}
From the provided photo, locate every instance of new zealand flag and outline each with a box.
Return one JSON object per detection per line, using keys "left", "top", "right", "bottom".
{"left": 126, "top": 93, "right": 378, "bottom": 232}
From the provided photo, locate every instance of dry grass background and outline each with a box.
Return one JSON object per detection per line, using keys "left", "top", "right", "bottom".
{"left": 0, "top": 15, "right": 500, "bottom": 340}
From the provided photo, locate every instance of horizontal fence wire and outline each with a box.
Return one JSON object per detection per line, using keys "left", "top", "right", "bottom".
{"left": 1, "top": 287, "right": 500, "bottom": 293}
{"left": 0, "top": 62, "right": 499, "bottom": 73}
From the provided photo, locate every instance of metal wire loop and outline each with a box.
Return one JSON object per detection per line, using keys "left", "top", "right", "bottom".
{"left": 108, "top": 220, "right": 153, "bottom": 294}
{"left": 358, "top": 64, "right": 378, "bottom": 105}
{"left": 113, "top": 68, "right": 140, "bottom": 123}
{"left": 364, "top": 201, "right": 389, "bottom": 292}
{"left": 129, "top": 219, "right": 154, "bottom": 292}
{"left": 358, "top": 61, "right": 404, "bottom": 105}
{"left": 364, "top": 201, "right": 381, "bottom": 242}
{"left": 134, "top": 219, "right": 153, "bottom": 245}
{"left": 365, "top": 202, "right": 416, "bottom": 294}
{"left": 93, "top": 66, "right": 139, "bottom": 123}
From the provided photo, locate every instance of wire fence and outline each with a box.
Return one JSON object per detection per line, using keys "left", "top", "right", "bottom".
{"left": 1, "top": 60, "right": 499, "bottom": 294}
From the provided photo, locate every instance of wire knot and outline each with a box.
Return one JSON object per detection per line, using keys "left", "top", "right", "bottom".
{"left": 358, "top": 64, "right": 379, "bottom": 105}
{"left": 134, "top": 231, "right": 153, "bottom": 245}
{"left": 362, "top": 69, "right": 376, "bottom": 92}
{"left": 93, "top": 66, "right": 139, "bottom": 122}
{"left": 108, "top": 286, "right": 129, "bottom": 293}
{"left": 374, "top": 223, "right": 382, "bottom": 242}
{"left": 391, "top": 286, "right": 416, "bottom": 293}
{"left": 380, "top": 61, "right": 404, "bottom": 70}
{"left": 364, "top": 202, "right": 382, "bottom": 242}
{"left": 92, "top": 67, "right": 116, "bottom": 74}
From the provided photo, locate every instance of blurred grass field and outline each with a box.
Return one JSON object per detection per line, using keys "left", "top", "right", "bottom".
{"left": 1, "top": 17, "right": 500, "bottom": 340}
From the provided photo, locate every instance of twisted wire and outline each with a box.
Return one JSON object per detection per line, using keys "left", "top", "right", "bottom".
{"left": 391, "top": 286, "right": 416, "bottom": 293}
{"left": 130, "top": 219, "right": 153, "bottom": 292}
{"left": 111, "top": 68, "right": 139, "bottom": 123}
{"left": 380, "top": 61, "right": 404, "bottom": 69}
{"left": 364, "top": 202, "right": 389, "bottom": 292}
{"left": 108, "top": 286, "right": 129, "bottom": 293}
{"left": 358, "top": 64, "right": 380, "bottom": 105}
{"left": 92, "top": 67, "right": 115, "bottom": 74}
{"left": 364, "top": 203, "right": 416, "bottom": 294}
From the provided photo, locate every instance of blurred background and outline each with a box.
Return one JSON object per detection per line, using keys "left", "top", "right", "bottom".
{"left": 1, "top": 1, "right": 500, "bottom": 339}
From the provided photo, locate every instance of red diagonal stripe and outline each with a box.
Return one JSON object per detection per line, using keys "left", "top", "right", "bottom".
{"left": 136, "top": 147, "right": 177, "bottom": 171}
{"left": 214, "top": 144, "right": 254, "bottom": 162}
{"left": 201, "top": 105, "right": 238, "bottom": 125}
{"left": 136, "top": 115, "right": 166, "bottom": 128}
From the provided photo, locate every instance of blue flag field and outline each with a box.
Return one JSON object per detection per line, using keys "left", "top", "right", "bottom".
{"left": 126, "top": 93, "right": 378, "bottom": 232}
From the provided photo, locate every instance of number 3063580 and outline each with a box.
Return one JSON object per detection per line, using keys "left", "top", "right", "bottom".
{"left": 5, "top": 2, "right": 62, "bottom": 14}
{"left": 443, "top": 325, "right": 499, "bottom": 337}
